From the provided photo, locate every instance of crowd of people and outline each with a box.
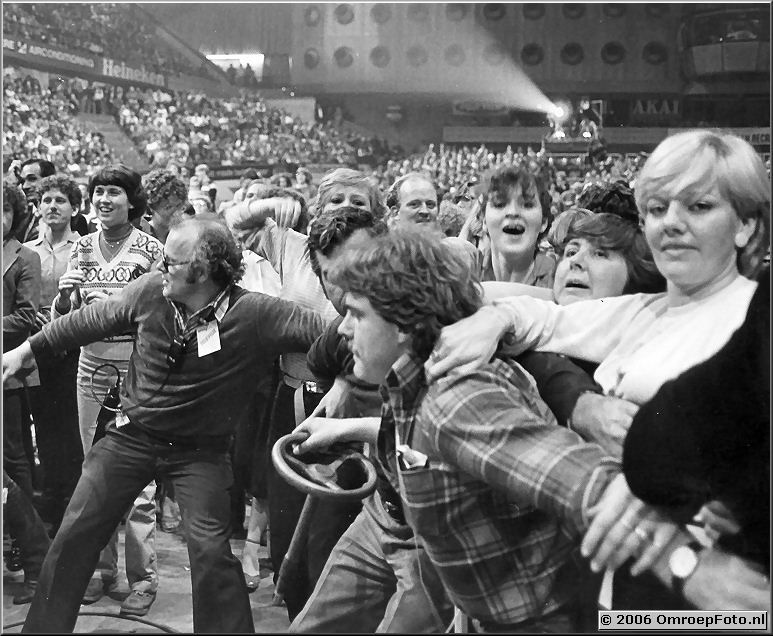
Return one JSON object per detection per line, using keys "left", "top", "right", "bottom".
{"left": 117, "top": 89, "right": 402, "bottom": 170}
{"left": 2, "top": 65, "right": 402, "bottom": 176}
{"left": 3, "top": 3, "right": 217, "bottom": 80}
{"left": 3, "top": 69, "right": 118, "bottom": 179}
{"left": 2, "top": 122, "right": 769, "bottom": 634}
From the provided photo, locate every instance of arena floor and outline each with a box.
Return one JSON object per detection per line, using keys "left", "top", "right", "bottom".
{"left": 2, "top": 518, "right": 291, "bottom": 633}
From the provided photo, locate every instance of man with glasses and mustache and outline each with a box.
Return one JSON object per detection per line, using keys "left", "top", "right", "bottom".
{"left": 3, "top": 213, "right": 328, "bottom": 634}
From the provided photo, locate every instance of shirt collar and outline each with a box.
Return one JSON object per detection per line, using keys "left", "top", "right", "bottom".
{"left": 32, "top": 229, "right": 80, "bottom": 247}
{"left": 381, "top": 352, "right": 427, "bottom": 413}
{"left": 170, "top": 285, "right": 232, "bottom": 334}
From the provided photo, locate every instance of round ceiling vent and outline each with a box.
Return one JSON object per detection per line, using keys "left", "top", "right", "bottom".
{"left": 560, "top": 42, "right": 584, "bottom": 65}
{"left": 334, "top": 4, "right": 355, "bottom": 25}
{"left": 334, "top": 46, "right": 354, "bottom": 68}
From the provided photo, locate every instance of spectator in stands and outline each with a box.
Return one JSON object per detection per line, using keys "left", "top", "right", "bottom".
{"left": 217, "top": 169, "right": 257, "bottom": 215}
{"left": 3, "top": 4, "right": 221, "bottom": 80}
{"left": 3, "top": 69, "right": 117, "bottom": 179}
{"left": 294, "top": 167, "right": 316, "bottom": 203}
{"left": 194, "top": 163, "right": 211, "bottom": 186}
{"left": 24, "top": 175, "right": 84, "bottom": 535}
{"left": 271, "top": 172, "right": 294, "bottom": 189}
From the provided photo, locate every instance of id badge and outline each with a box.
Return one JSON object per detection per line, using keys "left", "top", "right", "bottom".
{"left": 196, "top": 321, "right": 221, "bottom": 357}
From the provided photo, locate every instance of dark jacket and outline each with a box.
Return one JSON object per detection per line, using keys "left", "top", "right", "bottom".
{"left": 3, "top": 237, "right": 41, "bottom": 352}
{"left": 624, "top": 270, "right": 769, "bottom": 568}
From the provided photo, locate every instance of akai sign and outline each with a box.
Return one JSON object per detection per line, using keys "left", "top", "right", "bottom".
{"left": 630, "top": 98, "right": 681, "bottom": 124}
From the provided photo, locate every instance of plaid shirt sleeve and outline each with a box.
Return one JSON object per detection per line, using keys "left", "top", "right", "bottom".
{"left": 420, "top": 361, "right": 619, "bottom": 537}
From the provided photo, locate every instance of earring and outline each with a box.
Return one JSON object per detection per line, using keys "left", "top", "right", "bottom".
{"left": 735, "top": 233, "right": 749, "bottom": 249}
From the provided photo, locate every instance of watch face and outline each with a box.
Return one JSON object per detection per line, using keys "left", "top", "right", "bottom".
{"left": 670, "top": 546, "right": 700, "bottom": 579}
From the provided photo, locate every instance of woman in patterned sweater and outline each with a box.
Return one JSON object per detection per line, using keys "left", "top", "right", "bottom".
{"left": 52, "top": 164, "right": 163, "bottom": 613}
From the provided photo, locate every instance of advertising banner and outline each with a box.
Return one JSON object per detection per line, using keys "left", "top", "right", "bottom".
{"left": 100, "top": 57, "right": 166, "bottom": 88}
{"left": 3, "top": 37, "right": 98, "bottom": 72}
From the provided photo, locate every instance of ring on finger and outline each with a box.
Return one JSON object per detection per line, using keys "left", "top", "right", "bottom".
{"left": 634, "top": 526, "right": 651, "bottom": 541}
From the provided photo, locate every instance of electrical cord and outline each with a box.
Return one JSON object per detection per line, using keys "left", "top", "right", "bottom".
{"left": 3, "top": 609, "right": 178, "bottom": 633}
{"left": 89, "top": 359, "right": 178, "bottom": 418}
{"left": 90, "top": 363, "right": 122, "bottom": 413}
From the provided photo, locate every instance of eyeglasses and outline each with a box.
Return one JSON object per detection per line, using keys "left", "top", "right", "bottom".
{"left": 166, "top": 334, "right": 187, "bottom": 370}
{"left": 158, "top": 254, "right": 193, "bottom": 273}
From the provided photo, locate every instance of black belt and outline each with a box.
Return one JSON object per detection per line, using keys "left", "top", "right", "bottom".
{"left": 122, "top": 422, "right": 231, "bottom": 452}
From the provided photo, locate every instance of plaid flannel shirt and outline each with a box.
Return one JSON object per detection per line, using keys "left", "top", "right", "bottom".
{"left": 376, "top": 353, "right": 618, "bottom": 627}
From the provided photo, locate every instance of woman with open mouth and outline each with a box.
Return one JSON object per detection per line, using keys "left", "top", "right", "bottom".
{"left": 427, "top": 129, "right": 770, "bottom": 613}
{"left": 460, "top": 165, "right": 556, "bottom": 288}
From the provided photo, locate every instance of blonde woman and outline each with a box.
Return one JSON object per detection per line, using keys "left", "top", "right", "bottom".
{"left": 427, "top": 130, "right": 770, "bottom": 610}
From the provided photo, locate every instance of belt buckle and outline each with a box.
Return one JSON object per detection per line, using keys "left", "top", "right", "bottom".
{"left": 383, "top": 499, "right": 401, "bottom": 520}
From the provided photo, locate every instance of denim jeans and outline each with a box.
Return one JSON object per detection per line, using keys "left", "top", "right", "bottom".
{"left": 76, "top": 352, "right": 157, "bottom": 593}
{"left": 22, "top": 423, "right": 254, "bottom": 633}
{"left": 3, "top": 470, "right": 51, "bottom": 581}
{"left": 291, "top": 490, "right": 454, "bottom": 633}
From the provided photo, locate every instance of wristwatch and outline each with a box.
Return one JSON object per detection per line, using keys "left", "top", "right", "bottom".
{"left": 668, "top": 541, "right": 704, "bottom": 598}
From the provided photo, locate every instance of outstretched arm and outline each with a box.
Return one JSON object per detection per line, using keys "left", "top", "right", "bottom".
{"left": 2, "top": 341, "right": 36, "bottom": 384}
{"left": 292, "top": 415, "right": 380, "bottom": 455}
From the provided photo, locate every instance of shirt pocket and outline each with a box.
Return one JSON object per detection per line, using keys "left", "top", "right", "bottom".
{"left": 398, "top": 460, "right": 480, "bottom": 537}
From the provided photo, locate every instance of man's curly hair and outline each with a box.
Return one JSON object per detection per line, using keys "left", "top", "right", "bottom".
{"left": 142, "top": 169, "right": 188, "bottom": 208}
{"left": 35, "top": 174, "right": 82, "bottom": 209}
{"left": 329, "top": 226, "right": 483, "bottom": 361}
{"left": 307, "top": 205, "right": 388, "bottom": 280}
{"left": 179, "top": 214, "right": 245, "bottom": 288}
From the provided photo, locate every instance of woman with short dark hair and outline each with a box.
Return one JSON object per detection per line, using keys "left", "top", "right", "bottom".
{"left": 53, "top": 163, "right": 163, "bottom": 612}
{"left": 460, "top": 165, "right": 556, "bottom": 287}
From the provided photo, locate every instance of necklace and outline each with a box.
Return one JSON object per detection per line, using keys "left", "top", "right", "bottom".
{"left": 100, "top": 227, "right": 132, "bottom": 247}
{"left": 99, "top": 226, "right": 133, "bottom": 260}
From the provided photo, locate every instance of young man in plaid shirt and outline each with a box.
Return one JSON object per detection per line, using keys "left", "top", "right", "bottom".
{"left": 292, "top": 226, "right": 676, "bottom": 632}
